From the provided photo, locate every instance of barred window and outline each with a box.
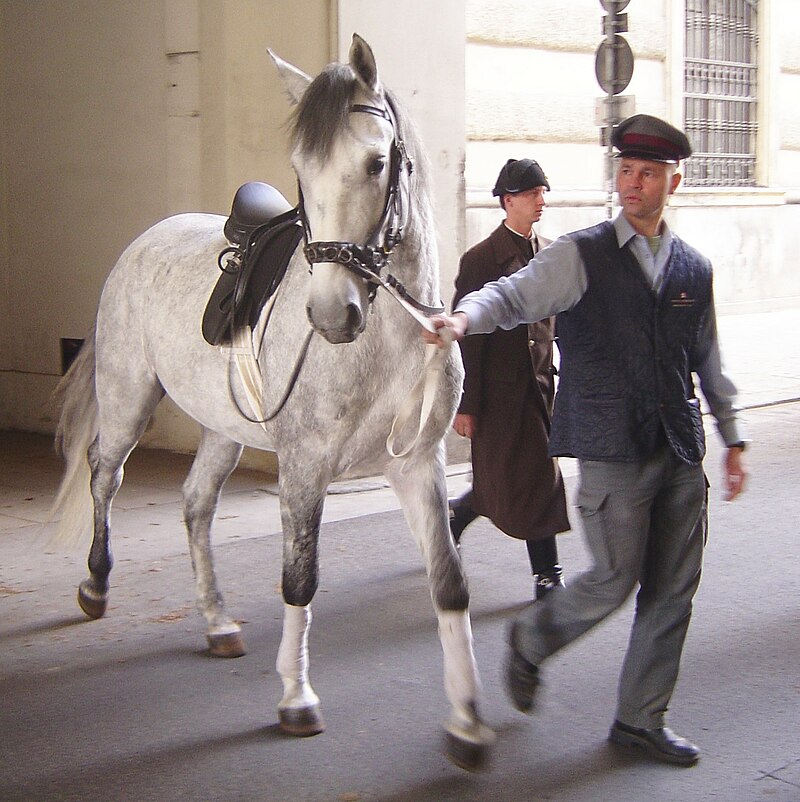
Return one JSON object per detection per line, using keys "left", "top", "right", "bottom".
{"left": 683, "top": 0, "right": 758, "bottom": 187}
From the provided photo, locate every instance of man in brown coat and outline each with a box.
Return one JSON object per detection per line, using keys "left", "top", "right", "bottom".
{"left": 449, "top": 158, "right": 570, "bottom": 599}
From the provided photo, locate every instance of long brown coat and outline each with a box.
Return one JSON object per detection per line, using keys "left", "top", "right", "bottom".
{"left": 453, "top": 223, "right": 570, "bottom": 540}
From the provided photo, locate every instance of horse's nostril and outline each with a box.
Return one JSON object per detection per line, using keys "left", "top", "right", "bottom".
{"left": 347, "top": 303, "right": 364, "bottom": 333}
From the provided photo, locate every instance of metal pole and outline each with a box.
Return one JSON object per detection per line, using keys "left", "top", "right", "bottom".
{"left": 605, "top": 89, "right": 616, "bottom": 220}
{"left": 598, "top": 0, "right": 633, "bottom": 219}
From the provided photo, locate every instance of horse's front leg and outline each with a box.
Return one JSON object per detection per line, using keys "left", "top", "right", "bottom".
{"left": 386, "top": 443, "right": 495, "bottom": 770}
{"left": 182, "top": 429, "right": 246, "bottom": 657}
{"left": 274, "top": 471, "right": 326, "bottom": 736}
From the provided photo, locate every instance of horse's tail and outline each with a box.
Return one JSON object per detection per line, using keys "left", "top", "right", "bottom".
{"left": 47, "top": 324, "right": 99, "bottom": 548}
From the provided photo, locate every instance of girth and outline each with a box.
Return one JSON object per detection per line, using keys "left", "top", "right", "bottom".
{"left": 202, "top": 182, "right": 302, "bottom": 347}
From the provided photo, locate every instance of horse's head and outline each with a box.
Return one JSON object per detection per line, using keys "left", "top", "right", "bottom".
{"left": 271, "top": 35, "right": 409, "bottom": 344}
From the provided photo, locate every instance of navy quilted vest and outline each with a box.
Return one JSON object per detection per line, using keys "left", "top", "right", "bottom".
{"left": 549, "top": 221, "right": 712, "bottom": 465}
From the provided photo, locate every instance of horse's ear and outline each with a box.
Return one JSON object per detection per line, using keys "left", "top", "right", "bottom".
{"left": 349, "top": 33, "right": 380, "bottom": 95}
{"left": 268, "top": 49, "right": 312, "bottom": 106}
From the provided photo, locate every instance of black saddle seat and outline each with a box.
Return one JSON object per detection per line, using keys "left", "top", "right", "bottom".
{"left": 224, "top": 181, "right": 294, "bottom": 247}
{"left": 203, "top": 182, "right": 302, "bottom": 346}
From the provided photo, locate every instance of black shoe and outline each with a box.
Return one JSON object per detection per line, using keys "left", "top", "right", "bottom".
{"left": 448, "top": 498, "right": 477, "bottom": 545}
{"left": 505, "top": 621, "right": 539, "bottom": 713}
{"left": 534, "top": 568, "right": 565, "bottom": 600}
{"left": 609, "top": 720, "right": 700, "bottom": 766}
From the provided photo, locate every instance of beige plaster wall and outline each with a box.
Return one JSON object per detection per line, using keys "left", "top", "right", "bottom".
{"left": 0, "top": 0, "right": 467, "bottom": 470}
{"left": 138, "top": 0, "right": 333, "bottom": 461}
{"left": 778, "top": 0, "right": 800, "bottom": 168}
{"left": 0, "top": 1, "right": 332, "bottom": 465}
{"left": 464, "top": 0, "right": 672, "bottom": 250}
{"left": 1, "top": 0, "right": 170, "bottom": 431}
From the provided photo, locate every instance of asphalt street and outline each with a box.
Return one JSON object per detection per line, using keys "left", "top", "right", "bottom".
{"left": 1, "top": 395, "right": 799, "bottom": 802}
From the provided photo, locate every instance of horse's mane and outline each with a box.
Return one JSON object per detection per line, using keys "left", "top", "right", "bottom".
{"left": 289, "top": 63, "right": 435, "bottom": 253}
{"left": 289, "top": 64, "right": 356, "bottom": 161}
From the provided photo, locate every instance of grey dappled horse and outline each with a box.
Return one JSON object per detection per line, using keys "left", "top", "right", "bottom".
{"left": 50, "top": 35, "right": 493, "bottom": 769}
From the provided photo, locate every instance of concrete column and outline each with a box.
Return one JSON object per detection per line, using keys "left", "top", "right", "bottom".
{"left": 335, "top": 0, "right": 467, "bottom": 296}
{"left": 165, "top": 0, "right": 202, "bottom": 213}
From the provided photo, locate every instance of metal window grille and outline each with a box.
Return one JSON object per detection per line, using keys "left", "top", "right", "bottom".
{"left": 683, "top": 0, "right": 758, "bottom": 187}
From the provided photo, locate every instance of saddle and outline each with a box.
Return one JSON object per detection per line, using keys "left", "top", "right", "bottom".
{"left": 202, "top": 182, "right": 302, "bottom": 346}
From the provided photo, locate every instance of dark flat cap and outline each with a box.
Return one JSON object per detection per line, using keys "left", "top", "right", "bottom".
{"left": 611, "top": 114, "right": 692, "bottom": 163}
{"left": 492, "top": 158, "right": 550, "bottom": 196}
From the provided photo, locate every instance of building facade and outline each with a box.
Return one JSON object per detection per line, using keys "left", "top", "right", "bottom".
{"left": 1, "top": 0, "right": 797, "bottom": 461}
{"left": 466, "top": 0, "right": 800, "bottom": 315}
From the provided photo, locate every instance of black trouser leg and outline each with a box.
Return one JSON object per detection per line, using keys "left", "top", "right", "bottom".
{"left": 526, "top": 536, "right": 564, "bottom": 599}
{"left": 448, "top": 488, "right": 478, "bottom": 544}
{"left": 525, "top": 536, "right": 558, "bottom": 574}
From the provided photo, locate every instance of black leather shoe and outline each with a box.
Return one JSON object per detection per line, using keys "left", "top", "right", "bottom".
{"left": 609, "top": 720, "right": 700, "bottom": 766}
{"left": 505, "top": 621, "right": 539, "bottom": 713}
{"left": 534, "top": 569, "right": 565, "bottom": 600}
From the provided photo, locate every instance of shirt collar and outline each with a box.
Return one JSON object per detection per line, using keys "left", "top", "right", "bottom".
{"left": 503, "top": 221, "right": 534, "bottom": 241}
{"left": 612, "top": 213, "right": 673, "bottom": 249}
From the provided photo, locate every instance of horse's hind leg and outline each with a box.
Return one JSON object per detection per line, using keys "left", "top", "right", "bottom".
{"left": 79, "top": 385, "right": 165, "bottom": 619}
{"left": 182, "top": 428, "right": 246, "bottom": 657}
{"left": 386, "top": 444, "right": 494, "bottom": 770}
{"left": 78, "top": 436, "right": 124, "bottom": 618}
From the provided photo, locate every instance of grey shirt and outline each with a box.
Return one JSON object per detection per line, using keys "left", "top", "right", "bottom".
{"left": 456, "top": 213, "right": 744, "bottom": 448}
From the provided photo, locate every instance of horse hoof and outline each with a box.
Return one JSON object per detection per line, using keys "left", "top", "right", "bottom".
{"left": 279, "top": 705, "right": 326, "bottom": 737}
{"left": 444, "top": 718, "right": 495, "bottom": 772}
{"left": 77, "top": 581, "right": 108, "bottom": 619}
{"left": 444, "top": 730, "right": 491, "bottom": 772}
{"left": 207, "top": 631, "right": 247, "bottom": 658}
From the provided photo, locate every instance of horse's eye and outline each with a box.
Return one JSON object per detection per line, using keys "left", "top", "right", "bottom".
{"left": 367, "top": 157, "right": 385, "bottom": 176}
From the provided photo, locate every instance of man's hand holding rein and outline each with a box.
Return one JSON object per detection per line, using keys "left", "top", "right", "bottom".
{"left": 423, "top": 312, "right": 469, "bottom": 346}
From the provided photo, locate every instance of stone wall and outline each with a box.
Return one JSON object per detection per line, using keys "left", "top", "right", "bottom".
{"left": 462, "top": 0, "right": 800, "bottom": 314}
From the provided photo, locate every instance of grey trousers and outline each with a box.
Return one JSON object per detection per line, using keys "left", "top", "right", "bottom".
{"left": 514, "top": 443, "right": 708, "bottom": 729}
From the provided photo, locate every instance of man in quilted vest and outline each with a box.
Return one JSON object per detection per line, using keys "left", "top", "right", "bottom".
{"left": 424, "top": 115, "right": 748, "bottom": 766}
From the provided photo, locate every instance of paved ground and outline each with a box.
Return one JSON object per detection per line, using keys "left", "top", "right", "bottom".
{"left": 1, "top": 307, "right": 799, "bottom": 801}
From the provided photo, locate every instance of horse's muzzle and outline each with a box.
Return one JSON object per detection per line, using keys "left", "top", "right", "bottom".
{"left": 306, "top": 302, "right": 365, "bottom": 344}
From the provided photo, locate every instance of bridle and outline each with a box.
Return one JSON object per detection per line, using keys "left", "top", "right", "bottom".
{"left": 297, "top": 96, "right": 443, "bottom": 316}
{"left": 228, "top": 93, "right": 450, "bottom": 455}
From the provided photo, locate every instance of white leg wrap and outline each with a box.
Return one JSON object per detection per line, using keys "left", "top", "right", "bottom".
{"left": 438, "top": 609, "right": 481, "bottom": 727}
{"left": 276, "top": 603, "right": 319, "bottom": 710}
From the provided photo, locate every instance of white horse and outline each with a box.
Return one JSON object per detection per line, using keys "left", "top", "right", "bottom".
{"left": 50, "top": 34, "right": 493, "bottom": 769}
